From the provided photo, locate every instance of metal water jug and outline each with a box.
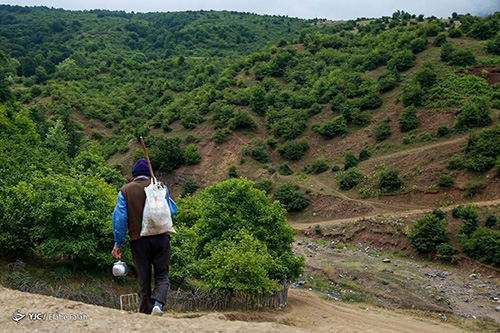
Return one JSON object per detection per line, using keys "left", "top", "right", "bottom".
{"left": 112, "top": 261, "right": 128, "bottom": 276}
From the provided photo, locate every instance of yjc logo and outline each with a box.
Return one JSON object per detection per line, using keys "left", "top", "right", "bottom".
{"left": 11, "top": 309, "right": 25, "bottom": 325}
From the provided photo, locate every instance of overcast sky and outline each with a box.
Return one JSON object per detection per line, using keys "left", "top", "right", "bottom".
{"left": 1, "top": 1, "right": 499, "bottom": 20}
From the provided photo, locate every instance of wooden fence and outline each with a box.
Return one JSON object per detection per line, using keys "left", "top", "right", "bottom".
{"left": 163, "top": 284, "right": 289, "bottom": 312}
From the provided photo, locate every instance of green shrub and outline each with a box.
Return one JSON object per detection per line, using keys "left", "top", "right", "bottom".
{"left": 305, "top": 158, "right": 329, "bottom": 174}
{"left": 440, "top": 43, "right": 454, "bottom": 62}
{"left": 331, "top": 165, "right": 340, "bottom": 172}
{"left": 463, "top": 125, "right": 500, "bottom": 171}
{"left": 402, "top": 84, "right": 425, "bottom": 107}
{"left": 212, "top": 128, "right": 231, "bottom": 143}
{"left": 265, "top": 136, "right": 278, "bottom": 149}
{"left": 407, "top": 214, "right": 449, "bottom": 253}
{"left": 251, "top": 139, "right": 269, "bottom": 163}
{"left": 464, "top": 182, "right": 485, "bottom": 198}
{"left": 485, "top": 215, "right": 499, "bottom": 228}
{"left": 274, "top": 182, "right": 310, "bottom": 212}
{"left": 437, "top": 175, "right": 454, "bottom": 188}
{"left": 181, "top": 177, "right": 199, "bottom": 197}
{"left": 253, "top": 177, "right": 273, "bottom": 194}
{"left": 449, "top": 50, "right": 477, "bottom": 67}
{"left": 452, "top": 204, "right": 479, "bottom": 220}
{"left": 358, "top": 146, "right": 371, "bottom": 161}
{"left": 410, "top": 37, "right": 428, "bottom": 54}
{"left": 462, "top": 228, "right": 500, "bottom": 267}
{"left": 436, "top": 125, "right": 451, "bottom": 137}
{"left": 228, "top": 110, "right": 258, "bottom": 130}
{"left": 336, "top": 167, "right": 364, "bottom": 190}
{"left": 436, "top": 243, "right": 459, "bottom": 263}
{"left": 448, "top": 28, "right": 463, "bottom": 38}
{"left": 185, "top": 134, "right": 201, "bottom": 143}
{"left": 374, "top": 118, "right": 391, "bottom": 142}
{"left": 454, "top": 100, "right": 492, "bottom": 133}
{"left": 278, "top": 163, "right": 294, "bottom": 176}
{"left": 415, "top": 65, "right": 438, "bottom": 89}
{"left": 133, "top": 148, "right": 145, "bottom": 163}
{"left": 446, "top": 156, "right": 464, "bottom": 170}
{"left": 398, "top": 106, "right": 419, "bottom": 132}
{"left": 315, "top": 116, "right": 348, "bottom": 138}
{"left": 378, "top": 72, "right": 398, "bottom": 93}
{"left": 174, "top": 178, "right": 304, "bottom": 292}
{"left": 351, "top": 110, "right": 372, "bottom": 126}
{"left": 359, "top": 93, "right": 382, "bottom": 110}
{"left": 431, "top": 209, "right": 447, "bottom": 220}
{"left": 432, "top": 33, "right": 447, "bottom": 47}
{"left": 378, "top": 169, "right": 403, "bottom": 192}
{"left": 487, "top": 34, "right": 500, "bottom": 54}
{"left": 0, "top": 174, "right": 117, "bottom": 267}
{"left": 277, "top": 138, "right": 309, "bottom": 161}
{"left": 148, "top": 136, "right": 185, "bottom": 172}
{"left": 272, "top": 118, "right": 306, "bottom": 141}
{"left": 228, "top": 165, "right": 238, "bottom": 178}
{"left": 387, "top": 49, "right": 415, "bottom": 71}
{"left": 240, "top": 145, "right": 250, "bottom": 156}
{"left": 183, "top": 144, "right": 201, "bottom": 165}
{"left": 344, "top": 151, "right": 359, "bottom": 170}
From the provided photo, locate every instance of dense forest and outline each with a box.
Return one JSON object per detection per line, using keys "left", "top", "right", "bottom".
{"left": 0, "top": 5, "right": 499, "bottom": 294}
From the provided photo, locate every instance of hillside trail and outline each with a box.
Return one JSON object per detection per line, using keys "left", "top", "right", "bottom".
{"left": 366, "top": 137, "right": 467, "bottom": 167}
{"left": 0, "top": 286, "right": 466, "bottom": 333}
{"left": 291, "top": 198, "right": 500, "bottom": 230}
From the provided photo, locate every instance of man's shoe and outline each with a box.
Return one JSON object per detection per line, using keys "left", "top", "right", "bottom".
{"left": 151, "top": 305, "right": 163, "bottom": 316}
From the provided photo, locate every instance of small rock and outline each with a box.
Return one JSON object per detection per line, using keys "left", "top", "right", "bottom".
{"left": 496, "top": 306, "right": 500, "bottom": 312}
{"left": 308, "top": 254, "right": 314, "bottom": 257}
{"left": 478, "top": 284, "right": 487, "bottom": 288}
{"left": 382, "top": 268, "right": 394, "bottom": 274}
{"left": 381, "top": 280, "right": 389, "bottom": 285}
{"left": 363, "top": 265, "right": 370, "bottom": 270}
{"left": 469, "top": 274, "right": 477, "bottom": 280}
{"left": 488, "top": 275, "right": 495, "bottom": 279}
{"left": 472, "top": 269, "right": 477, "bottom": 274}
{"left": 382, "top": 258, "right": 391, "bottom": 263}
{"left": 297, "top": 242, "right": 303, "bottom": 246}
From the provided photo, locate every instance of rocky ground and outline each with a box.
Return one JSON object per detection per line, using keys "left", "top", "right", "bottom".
{"left": 293, "top": 239, "right": 500, "bottom": 329}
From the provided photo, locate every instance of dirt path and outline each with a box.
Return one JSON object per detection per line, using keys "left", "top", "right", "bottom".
{"left": 292, "top": 198, "right": 500, "bottom": 230}
{"left": 0, "top": 285, "right": 304, "bottom": 333}
{"left": 0, "top": 286, "right": 465, "bottom": 333}
{"left": 280, "top": 289, "right": 466, "bottom": 333}
{"left": 366, "top": 137, "right": 466, "bottom": 166}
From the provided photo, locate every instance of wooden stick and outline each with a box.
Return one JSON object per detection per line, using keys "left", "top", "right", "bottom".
{"left": 139, "top": 136, "right": 155, "bottom": 179}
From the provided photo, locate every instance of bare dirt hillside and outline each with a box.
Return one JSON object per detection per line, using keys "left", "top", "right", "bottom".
{"left": 1, "top": 286, "right": 467, "bottom": 333}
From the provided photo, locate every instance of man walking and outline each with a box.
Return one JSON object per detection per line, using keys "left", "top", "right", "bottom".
{"left": 111, "top": 158, "right": 177, "bottom": 316}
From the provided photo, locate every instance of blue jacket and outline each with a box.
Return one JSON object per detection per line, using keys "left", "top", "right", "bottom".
{"left": 112, "top": 176, "right": 177, "bottom": 248}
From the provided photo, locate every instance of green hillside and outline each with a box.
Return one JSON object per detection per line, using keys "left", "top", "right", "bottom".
{"left": 0, "top": 6, "right": 499, "bottom": 295}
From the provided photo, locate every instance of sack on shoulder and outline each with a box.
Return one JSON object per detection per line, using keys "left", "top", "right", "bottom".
{"left": 141, "top": 177, "right": 176, "bottom": 237}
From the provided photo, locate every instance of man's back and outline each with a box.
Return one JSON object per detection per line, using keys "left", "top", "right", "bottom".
{"left": 120, "top": 177, "right": 149, "bottom": 242}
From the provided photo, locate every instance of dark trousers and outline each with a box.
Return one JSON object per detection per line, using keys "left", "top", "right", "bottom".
{"left": 130, "top": 234, "right": 171, "bottom": 314}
